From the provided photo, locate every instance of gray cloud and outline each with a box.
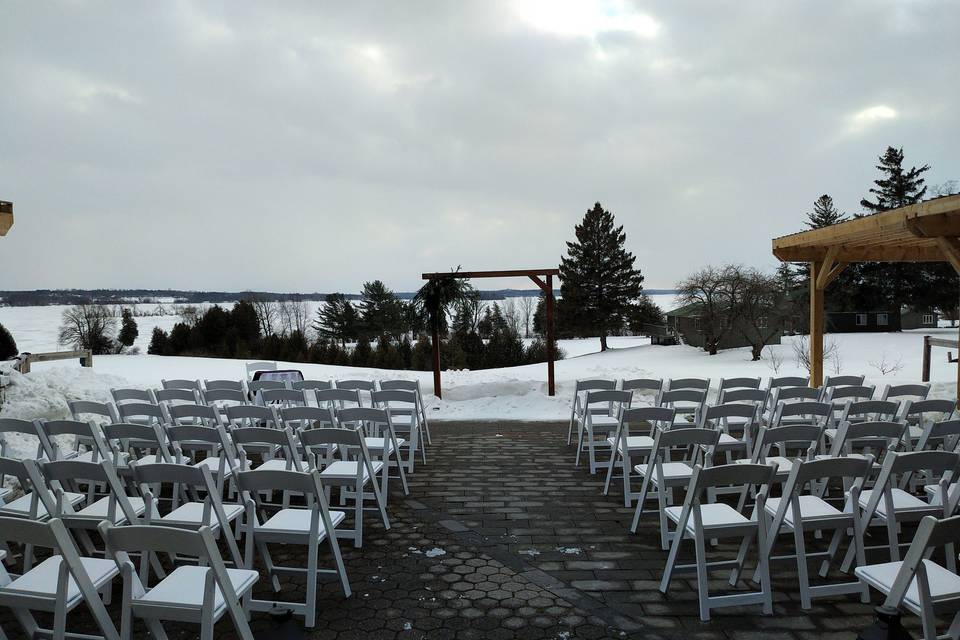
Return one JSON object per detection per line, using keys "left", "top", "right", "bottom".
{"left": 1, "top": 1, "right": 957, "bottom": 292}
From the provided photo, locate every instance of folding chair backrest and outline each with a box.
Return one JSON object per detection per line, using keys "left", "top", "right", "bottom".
{"left": 767, "top": 376, "right": 809, "bottom": 390}
{"left": 378, "top": 379, "right": 418, "bottom": 392}
{"left": 111, "top": 388, "right": 155, "bottom": 404}
{"left": 101, "top": 422, "right": 171, "bottom": 463}
{"left": 248, "top": 380, "right": 287, "bottom": 394}
{"left": 0, "top": 513, "right": 62, "bottom": 548}
{"left": 771, "top": 386, "right": 822, "bottom": 404}
{"left": 0, "top": 418, "right": 48, "bottom": 459}
{"left": 660, "top": 388, "right": 706, "bottom": 405}
{"left": 225, "top": 404, "right": 280, "bottom": 428}
{"left": 167, "top": 403, "right": 221, "bottom": 426}
{"left": 235, "top": 467, "right": 322, "bottom": 496}
{"left": 791, "top": 455, "right": 873, "bottom": 486}
{"left": 700, "top": 402, "right": 760, "bottom": 422}
{"left": 621, "top": 406, "right": 675, "bottom": 430}
{"left": 37, "top": 419, "right": 105, "bottom": 461}
{"left": 916, "top": 419, "right": 960, "bottom": 452}
{"left": 291, "top": 379, "right": 333, "bottom": 391}
{"left": 162, "top": 379, "right": 201, "bottom": 391}
{"left": 826, "top": 385, "right": 876, "bottom": 402}
{"left": 842, "top": 400, "right": 900, "bottom": 422}
{"left": 885, "top": 449, "right": 960, "bottom": 476}
{"left": 830, "top": 420, "right": 905, "bottom": 456}
{"left": 69, "top": 400, "right": 119, "bottom": 424}
{"left": 905, "top": 399, "right": 957, "bottom": 422}
{"left": 695, "top": 462, "right": 774, "bottom": 491}
{"left": 205, "top": 379, "right": 244, "bottom": 392}
{"left": 371, "top": 389, "right": 417, "bottom": 407}
{"left": 299, "top": 425, "right": 364, "bottom": 452}
{"left": 154, "top": 388, "right": 199, "bottom": 405}
{"left": 620, "top": 378, "right": 662, "bottom": 394}
{"left": 232, "top": 426, "right": 301, "bottom": 470}
{"left": 574, "top": 379, "right": 617, "bottom": 393}
{"left": 667, "top": 377, "right": 710, "bottom": 391}
{"left": 585, "top": 389, "right": 632, "bottom": 406}
{"left": 40, "top": 458, "right": 138, "bottom": 526}
{"left": 655, "top": 426, "right": 721, "bottom": 450}
{"left": 337, "top": 407, "right": 391, "bottom": 426}
{"left": 102, "top": 521, "right": 209, "bottom": 558}
{"left": 720, "top": 388, "right": 767, "bottom": 404}
{"left": 336, "top": 379, "right": 376, "bottom": 392}
{"left": 0, "top": 456, "right": 54, "bottom": 516}
{"left": 116, "top": 402, "right": 167, "bottom": 424}
{"left": 882, "top": 383, "right": 930, "bottom": 401}
{"left": 753, "top": 424, "right": 824, "bottom": 461}
{"left": 202, "top": 388, "right": 248, "bottom": 405}
{"left": 824, "top": 375, "right": 866, "bottom": 388}
{"left": 718, "top": 377, "right": 761, "bottom": 391}
{"left": 260, "top": 388, "right": 307, "bottom": 405}
{"left": 770, "top": 401, "right": 832, "bottom": 427}
{"left": 316, "top": 388, "right": 363, "bottom": 407}
{"left": 279, "top": 406, "right": 332, "bottom": 430}
{"left": 246, "top": 361, "right": 277, "bottom": 379}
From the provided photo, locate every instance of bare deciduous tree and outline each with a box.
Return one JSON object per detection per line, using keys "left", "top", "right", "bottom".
{"left": 250, "top": 297, "right": 278, "bottom": 336}
{"left": 518, "top": 296, "right": 536, "bottom": 338}
{"left": 58, "top": 304, "right": 117, "bottom": 354}
{"left": 676, "top": 264, "right": 747, "bottom": 355}
{"left": 738, "top": 268, "right": 787, "bottom": 361}
{"left": 278, "top": 296, "right": 310, "bottom": 336}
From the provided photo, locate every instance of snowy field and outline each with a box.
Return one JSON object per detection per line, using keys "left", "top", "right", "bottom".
{"left": 1, "top": 328, "right": 956, "bottom": 427}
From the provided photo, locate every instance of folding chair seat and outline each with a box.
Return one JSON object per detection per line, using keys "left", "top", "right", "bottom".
{"left": 100, "top": 521, "right": 256, "bottom": 639}
{"left": 603, "top": 406, "right": 675, "bottom": 506}
{"left": 620, "top": 378, "right": 663, "bottom": 406}
{"left": 300, "top": 425, "right": 390, "bottom": 547}
{"left": 379, "top": 379, "right": 433, "bottom": 444}
{"left": 567, "top": 379, "right": 617, "bottom": 445}
{"left": 630, "top": 427, "right": 721, "bottom": 549}
{"left": 751, "top": 456, "right": 872, "bottom": 609}
{"left": 371, "top": 389, "right": 424, "bottom": 472}
{"left": 236, "top": 468, "right": 351, "bottom": 626}
{"left": 855, "top": 514, "right": 960, "bottom": 640}
{"left": 131, "top": 462, "right": 244, "bottom": 569}
{"left": 162, "top": 378, "right": 202, "bottom": 392}
{"left": 575, "top": 389, "right": 631, "bottom": 474}
{"left": 659, "top": 462, "right": 776, "bottom": 621}
{"left": 834, "top": 450, "right": 960, "bottom": 575}
{"left": 0, "top": 516, "right": 119, "bottom": 640}
{"left": 336, "top": 406, "right": 409, "bottom": 496}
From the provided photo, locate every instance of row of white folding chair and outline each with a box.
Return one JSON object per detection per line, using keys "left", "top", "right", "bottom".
{"left": 654, "top": 449, "right": 960, "bottom": 622}
{"left": 1, "top": 440, "right": 361, "bottom": 632}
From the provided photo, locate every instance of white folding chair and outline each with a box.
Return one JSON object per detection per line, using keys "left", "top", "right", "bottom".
{"left": 659, "top": 462, "right": 776, "bottom": 621}
{"left": 0, "top": 516, "right": 119, "bottom": 640}
{"left": 603, "top": 406, "right": 675, "bottom": 506}
{"left": 236, "top": 468, "right": 351, "bottom": 626}
{"left": 856, "top": 514, "right": 960, "bottom": 640}
{"left": 619, "top": 378, "right": 663, "bottom": 406}
{"left": 338, "top": 406, "right": 409, "bottom": 497}
{"left": 734, "top": 423, "right": 824, "bottom": 510}
{"left": 379, "top": 379, "right": 433, "bottom": 445}
{"left": 754, "top": 456, "right": 873, "bottom": 609}
{"left": 246, "top": 360, "right": 276, "bottom": 380}
{"left": 567, "top": 379, "right": 617, "bottom": 445}
{"left": 0, "top": 417, "right": 50, "bottom": 461}
{"left": 716, "top": 377, "right": 761, "bottom": 403}
{"left": 371, "top": 389, "right": 424, "bottom": 472}
{"left": 576, "top": 389, "right": 631, "bottom": 474}
{"left": 260, "top": 388, "right": 308, "bottom": 409}
{"left": 658, "top": 388, "right": 707, "bottom": 426}
{"left": 300, "top": 425, "right": 389, "bottom": 548}
{"left": 630, "top": 427, "right": 721, "bottom": 549}
{"left": 881, "top": 383, "right": 931, "bottom": 403}
{"left": 696, "top": 402, "right": 760, "bottom": 463}
{"left": 100, "top": 521, "right": 256, "bottom": 640}
{"left": 69, "top": 400, "right": 120, "bottom": 425}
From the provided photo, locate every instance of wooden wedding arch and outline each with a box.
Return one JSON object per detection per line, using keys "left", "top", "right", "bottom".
{"left": 421, "top": 269, "right": 559, "bottom": 399}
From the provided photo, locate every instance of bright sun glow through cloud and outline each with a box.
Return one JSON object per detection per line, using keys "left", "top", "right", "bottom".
{"left": 848, "top": 104, "right": 898, "bottom": 132}
{"left": 513, "top": 0, "right": 660, "bottom": 39}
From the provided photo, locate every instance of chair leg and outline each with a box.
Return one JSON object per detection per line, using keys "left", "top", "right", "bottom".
{"left": 305, "top": 539, "right": 319, "bottom": 627}
{"left": 793, "top": 522, "right": 812, "bottom": 610}
{"left": 694, "top": 529, "right": 711, "bottom": 622}
{"left": 621, "top": 451, "right": 632, "bottom": 508}
{"left": 630, "top": 472, "right": 651, "bottom": 534}
{"left": 602, "top": 448, "right": 617, "bottom": 496}
{"left": 354, "top": 483, "right": 364, "bottom": 548}
{"left": 659, "top": 527, "right": 684, "bottom": 593}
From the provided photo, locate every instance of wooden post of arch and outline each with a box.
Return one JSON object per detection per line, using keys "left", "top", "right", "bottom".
{"left": 422, "top": 269, "right": 560, "bottom": 399}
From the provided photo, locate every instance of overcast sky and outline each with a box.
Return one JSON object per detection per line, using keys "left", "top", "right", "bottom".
{"left": 1, "top": 1, "right": 957, "bottom": 293}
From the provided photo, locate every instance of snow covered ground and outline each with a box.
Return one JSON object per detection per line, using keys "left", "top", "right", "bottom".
{"left": 2, "top": 329, "right": 956, "bottom": 427}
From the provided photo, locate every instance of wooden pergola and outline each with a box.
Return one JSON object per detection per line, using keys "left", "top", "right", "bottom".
{"left": 772, "top": 193, "right": 960, "bottom": 392}
{"left": 421, "top": 268, "right": 559, "bottom": 398}
{"left": 0, "top": 201, "right": 12, "bottom": 236}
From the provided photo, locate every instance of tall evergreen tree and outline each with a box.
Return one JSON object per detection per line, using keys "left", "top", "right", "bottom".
{"left": 860, "top": 146, "right": 929, "bottom": 212}
{"left": 805, "top": 194, "right": 846, "bottom": 229}
{"left": 117, "top": 308, "right": 139, "bottom": 352}
{"left": 0, "top": 323, "right": 18, "bottom": 360}
{"left": 358, "top": 280, "right": 404, "bottom": 340}
{"left": 559, "top": 202, "right": 644, "bottom": 350}
{"left": 313, "top": 293, "right": 359, "bottom": 346}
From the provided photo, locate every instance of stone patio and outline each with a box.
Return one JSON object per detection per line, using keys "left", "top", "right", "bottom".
{"left": 1, "top": 421, "right": 933, "bottom": 639}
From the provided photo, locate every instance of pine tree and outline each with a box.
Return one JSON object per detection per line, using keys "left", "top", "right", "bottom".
{"left": 0, "top": 322, "right": 18, "bottom": 360}
{"left": 806, "top": 194, "right": 846, "bottom": 229}
{"left": 860, "top": 147, "right": 929, "bottom": 212}
{"left": 359, "top": 280, "right": 404, "bottom": 340}
{"left": 148, "top": 327, "right": 169, "bottom": 355}
{"left": 313, "top": 293, "right": 358, "bottom": 346}
{"left": 352, "top": 336, "right": 372, "bottom": 367}
{"left": 559, "top": 202, "right": 644, "bottom": 351}
{"left": 117, "top": 308, "right": 139, "bottom": 352}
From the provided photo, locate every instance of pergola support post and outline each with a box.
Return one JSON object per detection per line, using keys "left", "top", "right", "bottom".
{"left": 809, "top": 260, "right": 825, "bottom": 388}
{"left": 545, "top": 274, "right": 555, "bottom": 396}
{"left": 431, "top": 323, "right": 442, "bottom": 400}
